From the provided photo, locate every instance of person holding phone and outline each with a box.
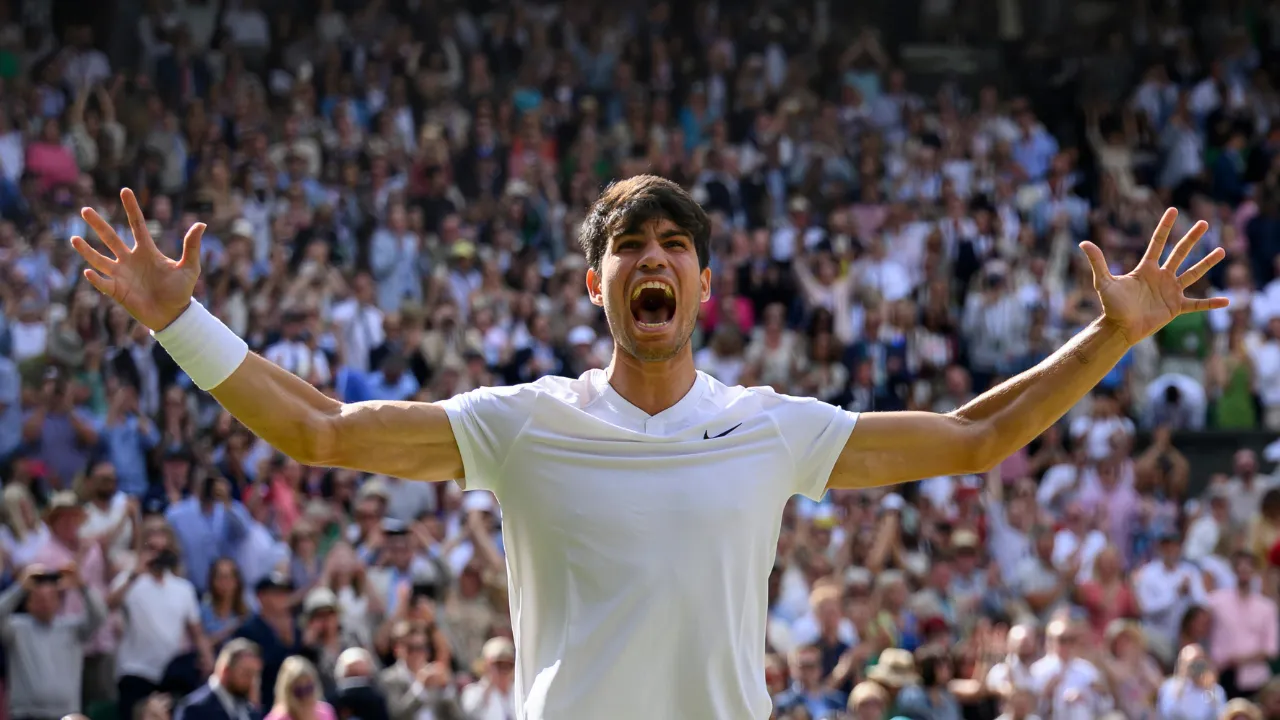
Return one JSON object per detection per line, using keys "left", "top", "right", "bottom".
{"left": 0, "top": 562, "right": 106, "bottom": 720}
{"left": 1157, "top": 644, "right": 1227, "bottom": 719}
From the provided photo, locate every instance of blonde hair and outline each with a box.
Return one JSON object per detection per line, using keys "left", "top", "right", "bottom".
{"left": 274, "top": 656, "right": 321, "bottom": 713}
{"left": 2, "top": 484, "right": 36, "bottom": 540}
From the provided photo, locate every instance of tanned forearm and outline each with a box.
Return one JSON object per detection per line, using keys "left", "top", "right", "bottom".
{"left": 955, "top": 317, "right": 1130, "bottom": 470}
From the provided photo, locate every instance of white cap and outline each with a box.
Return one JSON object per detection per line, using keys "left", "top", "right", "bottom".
{"left": 567, "top": 326, "right": 596, "bottom": 346}
{"left": 230, "top": 218, "right": 254, "bottom": 238}
{"left": 463, "top": 490, "right": 497, "bottom": 515}
{"left": 881, "top": 493, "right": 905, "bottom": 511}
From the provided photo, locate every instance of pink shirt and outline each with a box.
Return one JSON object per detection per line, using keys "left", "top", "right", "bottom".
{"left": 24, "top": 142, "right": 79, "bottom": 191}
{"left": 1206, "top": 588, "right": 1279, "bottom": 691}
{"left": 265, "top": 702, "right": 336, "bottom": 720}
{"left": 29, "top": 537, "right": 116, "bottom": 654}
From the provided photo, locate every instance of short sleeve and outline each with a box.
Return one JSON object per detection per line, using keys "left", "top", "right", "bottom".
{"left": 438, "top": 385, "right": 538, "bottom": 495}
{"left": 767, "top": 393, "right": 858, "bottom": 501}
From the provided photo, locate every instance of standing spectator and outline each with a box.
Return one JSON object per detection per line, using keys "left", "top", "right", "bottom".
{"left": 459, "top": 637, "right": 516, "bottom": 720}
{"left": 0, "top": 563, "right": 106, "bottom": 720}
{"left": 1224, "top": 449, "right": 1279, "bottom": 529}
{"left": 172, "top": 639, "right": 264, "bottom": 720}
{"left": 1135, "top": 531, "right": 1208, "bottom": 660}
{"left": 1157, "top": 644, "right": 1227, "bottom": 720}
{"left": 378, "top": 621, "right": 461, "bottom": 720}
{"left": 1207, "top": 551, "right": 1278, "bottom": 699}
{"left": 234, "top": 574, "right": 316, "bottom": 705}
{"left": 110, "top": 520, "right": 214, "bottom": 720}
{"left": 165, "top": 475, "right": 251, "bottom": 596}
{"left": 1027, "top": 618, "right": 1113, "bottom": 720}
{"left": 28, "top": 491, "right": 115, "bottom": 708}
{"left": 21, "top": 368, "right": 100, "bottom": 489}
{"left": 101, "top": 383, "right": 160, "bottom": 497}
{"left": 331, "top": 648, "right": 389, "bottom": 720}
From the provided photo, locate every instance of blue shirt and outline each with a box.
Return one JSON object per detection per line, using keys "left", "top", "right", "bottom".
{"left": 103, "top": 414, "right": 160, "bottom": 497}
{"left": 364, "top": 371, "right": 419, "bottom": 402}
{"left": 164, "top": 498, "right": 251, "bottom": 594}
{"left": 1012, "top": 128, "right": 1060, "bottom": 182}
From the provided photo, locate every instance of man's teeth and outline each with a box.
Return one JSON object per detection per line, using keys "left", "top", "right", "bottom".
{"left": 630, "top": 281, "right": 675, "bottom": 301}
{"left": 637, "top": 321, "right": 669, "bottom": 328}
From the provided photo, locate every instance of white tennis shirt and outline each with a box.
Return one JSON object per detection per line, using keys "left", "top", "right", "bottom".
{"left": 440, "top": 369, "right": 858, "bottom": 719}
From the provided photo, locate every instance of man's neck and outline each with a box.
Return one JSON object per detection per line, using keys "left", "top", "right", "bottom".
{"left": 606, "top": 349, "right": 697, "bottom": 417}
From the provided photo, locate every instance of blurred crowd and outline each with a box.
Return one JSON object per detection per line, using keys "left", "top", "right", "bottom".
{"left": 7, "top": 0, "right": 1280, "bottom": 719}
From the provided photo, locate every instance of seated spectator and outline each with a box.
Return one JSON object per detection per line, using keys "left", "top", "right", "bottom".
{"left": 378, "top": 621, "right": 461, "bottom": 720}
{"left": 459, "top": 637, "right": 517, "bottom": 720}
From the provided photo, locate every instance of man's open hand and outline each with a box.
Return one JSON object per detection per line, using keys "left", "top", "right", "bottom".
{"left": 1080, "top": 207, "right": 1228, "bottom": 345}
{"left": 70, "top": 188, "right": 206, "bottom": 332}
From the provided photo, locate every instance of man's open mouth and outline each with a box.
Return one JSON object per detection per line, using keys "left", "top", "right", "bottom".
{"left": 629, "top": 281, "right": 676, "bottom": 328}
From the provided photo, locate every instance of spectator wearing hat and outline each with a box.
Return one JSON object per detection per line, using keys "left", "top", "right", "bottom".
{"left": 172, "top": 639, "right": 264, "bottom": 720}
{"left": 0, "top": 562, "right": 105, "bottom": 720}
{"left": 1136, "top": 530, "right": 1208, "bottom": 660}
{"left": 301, "top": 587, "right": 362, "bottom": 700}
{"left": 459, "top": 637, "right": 516, "bottom": 720}
{"left": 166, "top": 474, "right": 252, "bottom": 596}
{"left": 368, "top": 519, "right": 449, "bottom": 618}
{"left": 28, "top": 490, "right": 117, "bottom": 707}
{"left": 234, "top": 573, "right": 319, "bottom": 701}
{"left": 866, "top": 647, "right": 922, "bottom": 713}
{"left": 108, "top": 519, "right": 212, "bottom": 720}
{"left": 847, "top": 681, "right": 892, "bottom": 720}
{"left": 378, "top": 621, "right": 462, "bottom": 720}
{"left": 331, "top": 648, "right": 389, "bottom": 720}
{"left": 1207, "top": 551, "right": 1278, "bottom": 699}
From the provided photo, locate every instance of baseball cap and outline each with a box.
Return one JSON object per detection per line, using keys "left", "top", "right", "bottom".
{"left": 254, "top": 572, "right": 295, "bottom": 593}
{"left": 303, "top": 587, "right": 338, "bottom": 617}
{"left": 481, "top": 637, "right": 515, "bottom": 663}
{"left": 952, "top": 529, "right": 979, "bottom": 550}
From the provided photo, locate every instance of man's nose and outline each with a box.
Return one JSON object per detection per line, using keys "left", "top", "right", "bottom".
{"left": 637, "top": 238, "right": 668, "bottom": 270}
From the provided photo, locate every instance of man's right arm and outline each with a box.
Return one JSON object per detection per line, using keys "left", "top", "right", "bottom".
{"left": 210, "top": 353, "right": 462, "bottom": 481}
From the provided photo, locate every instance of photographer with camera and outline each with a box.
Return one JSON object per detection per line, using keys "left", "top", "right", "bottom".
{"left": 109, "top": 517, "right": 214, "bottom": 720}
{"left": 1157, "top": 644, "right": 1228, "bottom": 720}
{"left": 0, "top": 561, "right": 105, "bottom": 720}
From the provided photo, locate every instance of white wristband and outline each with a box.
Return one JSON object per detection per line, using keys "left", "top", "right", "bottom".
{"left": 152, "top": 300, "right": 249, "bottom": 391}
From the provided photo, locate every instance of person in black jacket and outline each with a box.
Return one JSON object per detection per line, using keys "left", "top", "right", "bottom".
{"left": 174, "top": 639, "right": 264, "bottom": 720}
{"left": 331, "top": 648, "right": 390, "bottom": 720}
{"left": 234, "top": 574, "right": 320, "bottom": 701}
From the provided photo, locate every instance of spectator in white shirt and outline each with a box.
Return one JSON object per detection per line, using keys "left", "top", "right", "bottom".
{"left": 1135, "top": 531, "right": 1209, "bottom": 662}
{"left": 1158, "top": 644, "right": 1227, "bottom": 720}
{"left": 1185, "top": 488, "right": 1231, "bottom": 562}
{"left": 263, "top": 310, "right": 331, "bottom": 386}
{"left": 1250, "top": 316, "right": 1280, "bottom": 430}
{"left": 1224, "top": 449, "right": 1280, "bottom": 529}
{"left": 460, "top": 637, "right": 517, "bottom": 720}
{"left": 1069, "top": 389, "right": 1135, "bottom": 461}
{"left": 1028, "top": 618, "right": 1113, "bottom": 720}
{"left": 986, "top": 624, "right": 1040, "bottom": 696}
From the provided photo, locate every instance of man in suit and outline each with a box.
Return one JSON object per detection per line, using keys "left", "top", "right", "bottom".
{"left": 377, "top": 622, "right": 463, "bottom": 720}
{"left": 173, "top": 639, "right": 263, "bottom": 720}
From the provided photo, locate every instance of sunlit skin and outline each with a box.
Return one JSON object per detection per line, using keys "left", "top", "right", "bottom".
{"left": 586, "top": 217, "right": 710, "bottom": 416}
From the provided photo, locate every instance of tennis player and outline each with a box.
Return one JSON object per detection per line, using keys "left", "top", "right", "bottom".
{"left": 71, "top": 178, "right": 1225, "bottom": 719}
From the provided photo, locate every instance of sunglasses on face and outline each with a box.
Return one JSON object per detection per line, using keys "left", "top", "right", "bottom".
{"left": 493, "top": 661, "right": 515, "bottom": 672}
{"left": 291, "top": 683, "right": 315, "bottom": 700}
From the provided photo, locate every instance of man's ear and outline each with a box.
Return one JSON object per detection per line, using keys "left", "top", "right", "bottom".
{"left": 586, "top": 267, "right": 604, "bottom": 307}
{"left": 700, "top": 267, "right": 712, "bottom": 303}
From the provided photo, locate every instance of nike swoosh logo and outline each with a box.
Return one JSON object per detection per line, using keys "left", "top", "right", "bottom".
{"left": 703, "top": 423, "right": 742, "bottom": 440}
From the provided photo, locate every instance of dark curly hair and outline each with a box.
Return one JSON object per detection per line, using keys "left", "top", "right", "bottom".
{"left": 577, "top": 175, "right": 711, "bottom": 272}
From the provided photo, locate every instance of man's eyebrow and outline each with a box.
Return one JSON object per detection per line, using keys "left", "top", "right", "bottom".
{"left": 613, "top": 227, "right": 691, "bottom": 242}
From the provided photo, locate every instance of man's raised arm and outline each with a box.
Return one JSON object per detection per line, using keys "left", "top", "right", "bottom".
{"left": 71, "top": 189, "right": 463, "bottom": 482}
{"left": 829, "top": 208, "right": 1228, "bottom": 490}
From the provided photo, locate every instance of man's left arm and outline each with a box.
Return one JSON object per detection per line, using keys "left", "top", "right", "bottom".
{"left": 829, "top": 208, "right": 1227, "bottom": 490}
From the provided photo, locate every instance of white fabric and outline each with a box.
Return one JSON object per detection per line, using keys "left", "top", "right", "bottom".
{"left": 112, "top": 571, "right": 200, "bottom": 682}
{"left": 152, "top": 301, "right": 249, "bottom": 391}
{"left": 439, "top": 370, "right": 857, "bottom": 720}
